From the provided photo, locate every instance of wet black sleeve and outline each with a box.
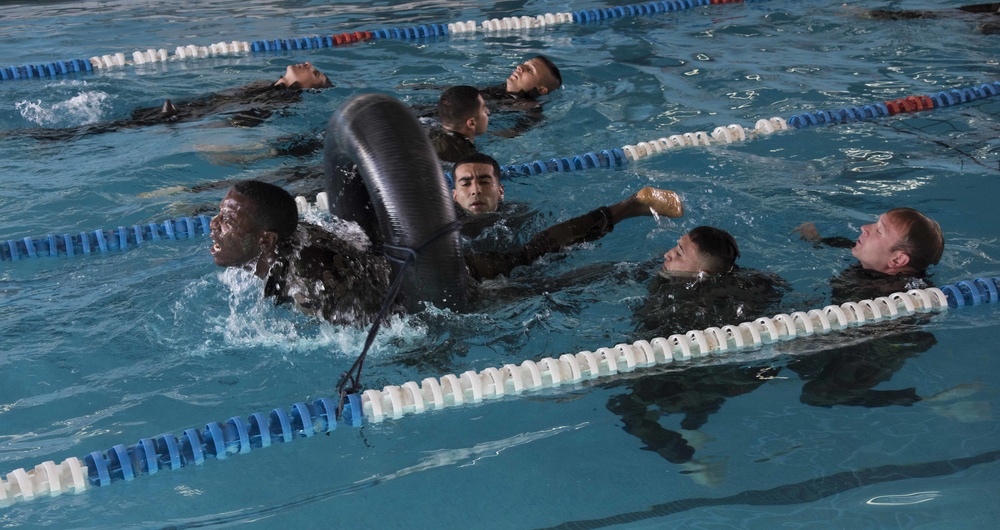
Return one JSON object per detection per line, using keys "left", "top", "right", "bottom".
{"left": 464, "top": 207, "right": 614, "bottom": 282}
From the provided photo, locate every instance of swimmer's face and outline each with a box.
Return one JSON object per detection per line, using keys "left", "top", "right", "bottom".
{"left": 452, "top": 162, "right": 504, "bottom": 214}
{"left": 661, "top": 234, "right": 710, "bottom": 274}
{"left": 851, "top": 212, "right": 908, "bottom": 274}
{"left": 275, "top": 62, "right": 331, "bottom": 89}
{"left": 209, "top": 189, "right": 265, "bottom": 268}
{"left": 505, "top": 58, "right": 557, "bottom": 95}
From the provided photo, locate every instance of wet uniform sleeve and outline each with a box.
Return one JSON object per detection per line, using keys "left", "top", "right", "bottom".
{"left": 464, "top": 206, "right": 614, "bottom": 282}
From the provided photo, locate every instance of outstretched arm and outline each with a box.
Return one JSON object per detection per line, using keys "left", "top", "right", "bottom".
{"left": 466, "top": 187, "right": 683, "bottom": 281}
{"left": 793, "top": 222, "right": 855, "bottom": 249}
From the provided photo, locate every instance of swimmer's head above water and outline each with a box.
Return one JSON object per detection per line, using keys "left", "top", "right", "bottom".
{"left": 661, "top": 226, "right": 740, "bottom": 276}
{"left": 505, "top": 55, "right": 562, "bottom": 96}
{"left": 452, "top": 152, "right": 505, "bottom": 214}
{"left": 209, "top": 180, "right": 298, "bottom": 277}
{"left": 274, "top": 62, "right": 333, "bottom": 89}
{"left": 851, "top": 208, "right": 943, "bottom": 276}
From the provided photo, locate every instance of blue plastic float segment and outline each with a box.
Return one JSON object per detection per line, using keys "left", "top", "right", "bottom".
{"left": 956, "top": 280, "right": 983, "bottom": 305}
{"left": 163, "top": 220, "right": 176, "bottom": 240}
{"left": 227, "top": 416, "right": 252, "bottom": 454}
{"left": 291, "top": 402, "right": 315, "bottom": 437}
{"left": 136, "top": 438, "right": 158, "bottom": 475}
{"left": 95, "top": 230, "right": 108, "bottom": 252}
{"left": 600, "top": 149, "right": 622, "bottom": 167}
{"left": 315, "top": 397, "right": 338, "bottom": 432}
{"left": 155, "top": 434, "right": 182, "bottom": 470}
{"left": 249, "top": 412, "right": 271, "bottom": 448}
{"left": 940, "top": 284, "right": 964, "bottom": 307}
{"left": 343, "top": 393, "right": 363, "bottom": 428}
{"left": 85, "top": 451, "right": 111, "bottom": 485}
{"left": 23, "top": 237, "right": 37, "bottom": 258}
{"left": 198, "top": 215, "right": 212, "bottom": 235}
{"left": 972, "top": 277, "right": 998, "bottom": 303}
{"left": 85, "top": 451, "right": 111, "bottom": 486}
{"left": 270, "top": 407, "right": 293, "bottom": 442}
{"left": 109, "top": 444, "right": 135, "bottom": 481}
{"left": 205, "top": 422, "right": 227, "bottom": 459}
{"left": 182, "top": 428, "right": 205, "bottom": 465}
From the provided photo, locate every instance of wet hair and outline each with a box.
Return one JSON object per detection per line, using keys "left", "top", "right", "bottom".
{"left": 886, "top": 207, "right": 944, "bottom": 274}
{"left": 533, "top": 55, "right": 562, "bottom": 90}
{"left": 687, "top": 226, "right": 740, "bottom": 273}
{"left": 232, "top": 180, "right": 298, "bottom": 240}
{"left": 438, "top": 85, "right": 482, "bottom": 129}
{"left": 452, "top": 152, "right": 502, "bottom": 185}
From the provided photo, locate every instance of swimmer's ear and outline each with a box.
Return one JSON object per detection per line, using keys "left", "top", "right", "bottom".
{"left": 498, "top": 183, "right": 505, "bottom": 202}
{"left": 537, "top": 86, "right": 549, "bottom": 95}
{"left": 888, "top": 251, "right": 911, "bottom": 271}
{"left": 258, "top": 231, "right": 279, "bottom": 253}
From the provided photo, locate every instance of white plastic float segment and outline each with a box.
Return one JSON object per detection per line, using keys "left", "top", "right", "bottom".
{"left": 356, "top": 287, "right": 949, "bottom": 424}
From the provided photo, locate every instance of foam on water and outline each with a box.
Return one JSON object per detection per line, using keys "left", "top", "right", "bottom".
{"left": 15, "top": 84, "right": 112, "bottom": 127}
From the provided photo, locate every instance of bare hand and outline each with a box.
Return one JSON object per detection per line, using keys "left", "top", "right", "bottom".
{"left": 793, "top": 222, "right": 821, "bottom": 241}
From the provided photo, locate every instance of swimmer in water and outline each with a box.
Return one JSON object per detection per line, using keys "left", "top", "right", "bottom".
{"left": 794, "top": 207, "right": 944, "bottom": 302}
{"left": 210, "top": 176, "right": 685, "bottom": 324}
{"left": 17, "top": 62, "right": 333, "bottom": 141}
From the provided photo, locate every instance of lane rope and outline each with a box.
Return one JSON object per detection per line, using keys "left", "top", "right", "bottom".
{"left": 0, "top": 1, "right": 759, "bottom": 82}
{"left": 3, "top": 278, "right": 998, "bottom": 507}
{"left": 498, "top": 80, "right": 1000, "bottom": 178}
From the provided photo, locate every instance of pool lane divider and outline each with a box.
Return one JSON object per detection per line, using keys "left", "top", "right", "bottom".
{"left": 5, "top": 76, "right": 998, "bottom": 263}
{"left": 0, "top": 196, "right": 337, "bottom": 263}
{"left": 498, "top": 80, "right": 1000, "bottom": 178}
{"left": 0, "top": 0, "right": 760, "bottom": 82}
{"left": 0, "top": 215, "right": 212, "bottom": 262}
{"left": 4, "top": 80, "right": 998, "bottom": 262}
{"left": 2, "top": 277, "right": 998, "bottom": 507}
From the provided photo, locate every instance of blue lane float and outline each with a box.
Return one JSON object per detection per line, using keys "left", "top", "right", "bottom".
{"left": 0, "top": 215, "right": 211, "bottom": 262}
{"left": 2, "top": 277, "right": 996, "bottom": 506}
{"left": 497, "top": 80, "right": 1000, "bottom": 178}
{"left": 0, "top": 0, "right": 764, "bottom": 81}
{"left": 6, "top": 79, "right": 999, "bottom": 258}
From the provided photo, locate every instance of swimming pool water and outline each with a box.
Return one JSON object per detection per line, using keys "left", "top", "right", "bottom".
{"left": 1, "top": 0, "right": 999, "bottom": 528}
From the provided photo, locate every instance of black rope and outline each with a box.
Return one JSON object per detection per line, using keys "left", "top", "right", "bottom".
{"left": 335, "top": 220, "right": 463, "bottom": 419}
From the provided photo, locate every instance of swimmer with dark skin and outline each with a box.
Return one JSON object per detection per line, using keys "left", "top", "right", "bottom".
{"left": 209, "top": 175, "right": 686, "bottom": 324}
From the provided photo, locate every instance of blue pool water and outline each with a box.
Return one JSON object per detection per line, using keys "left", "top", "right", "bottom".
{"left": 1, "top": 0, "right": 999, "bottom": 527}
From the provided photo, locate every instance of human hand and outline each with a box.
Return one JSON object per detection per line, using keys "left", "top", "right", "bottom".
{"left": 793, "top": 222, "right": 821, "bottom": 241}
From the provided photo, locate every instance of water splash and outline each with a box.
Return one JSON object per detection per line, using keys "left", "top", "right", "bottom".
{"left": 15, "top": 88, "right": 112, "bottom": 127}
